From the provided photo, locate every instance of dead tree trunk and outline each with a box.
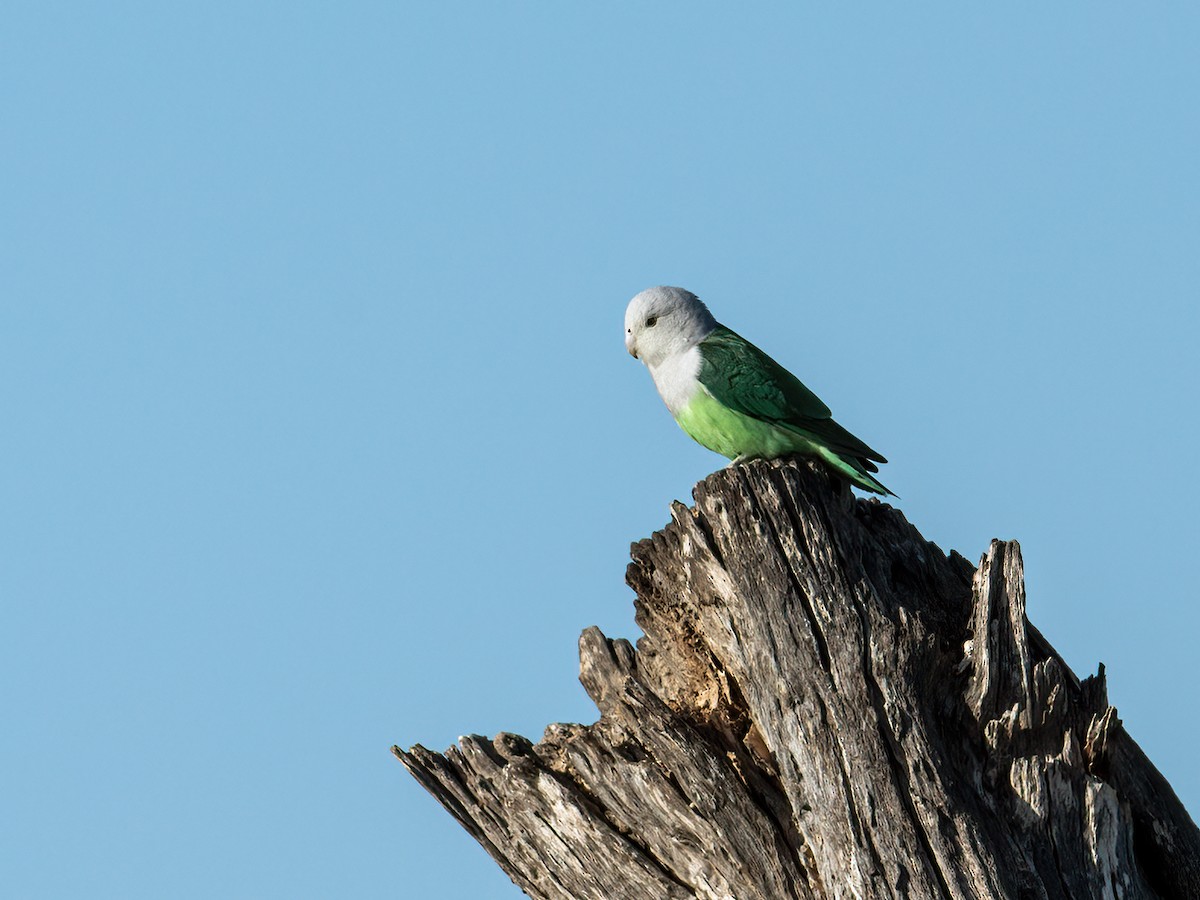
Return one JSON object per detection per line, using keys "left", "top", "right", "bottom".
{"left": 395, "top": 458, "right": 1199, "bottom": 899}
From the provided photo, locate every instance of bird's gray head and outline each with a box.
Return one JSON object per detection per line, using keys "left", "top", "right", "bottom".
{"left": 624, "top": 286, "right": 718, "bottom": 368}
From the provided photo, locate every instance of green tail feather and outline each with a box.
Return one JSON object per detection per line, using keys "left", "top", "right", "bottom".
{"left": 816, "top": 446, "right": 896, "bottom": 497}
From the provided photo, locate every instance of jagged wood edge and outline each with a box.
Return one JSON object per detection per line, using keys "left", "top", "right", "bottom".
{"left": 396, "top": 459, "right": 1200, "bottom": 900}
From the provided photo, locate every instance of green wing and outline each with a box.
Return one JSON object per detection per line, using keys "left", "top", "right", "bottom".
{"left": 697, "top": 326, "right": 887, "bottom": 467}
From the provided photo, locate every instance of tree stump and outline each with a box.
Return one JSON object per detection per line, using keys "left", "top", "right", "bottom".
{"left": 395, "top": 458, "right": 1199, "bottom": 899}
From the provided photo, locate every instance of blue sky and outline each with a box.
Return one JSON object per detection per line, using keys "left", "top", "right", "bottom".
{"left": 3, "top": 5, "right": 1198, "bottom": 897}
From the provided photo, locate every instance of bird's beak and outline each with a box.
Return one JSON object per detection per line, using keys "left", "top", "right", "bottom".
{"left": 625, "top": 334, "right": 638, "bottom": 359}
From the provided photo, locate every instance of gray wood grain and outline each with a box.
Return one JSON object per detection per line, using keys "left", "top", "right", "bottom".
{"left": 395, "top": 458, "right": 1199, "bottom": 899}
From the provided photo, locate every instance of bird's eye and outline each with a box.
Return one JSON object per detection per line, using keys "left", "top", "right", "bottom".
{"left": 645, "top": 315, "right": 658, "bottom": 327}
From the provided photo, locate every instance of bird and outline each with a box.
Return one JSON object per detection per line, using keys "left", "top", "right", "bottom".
{"left": 624, "top": 285, "right": 892, "bottom": 495}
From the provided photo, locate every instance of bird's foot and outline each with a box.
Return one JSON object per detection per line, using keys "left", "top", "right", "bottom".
{"left": 728, "top": 454, "right": 760, "bottom": 467}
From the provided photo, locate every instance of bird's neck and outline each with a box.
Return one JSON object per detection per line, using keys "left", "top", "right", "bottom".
{"left": 649, "top": 345, "right": 704, "bottom": 415}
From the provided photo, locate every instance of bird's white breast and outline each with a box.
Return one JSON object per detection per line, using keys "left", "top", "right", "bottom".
{"left": 648, "top": 346, "right": 703, "bottom": 416}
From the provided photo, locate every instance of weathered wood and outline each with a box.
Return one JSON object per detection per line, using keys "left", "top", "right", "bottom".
{"left": 395, "top": 458, "right": 1199, "bottom": 899}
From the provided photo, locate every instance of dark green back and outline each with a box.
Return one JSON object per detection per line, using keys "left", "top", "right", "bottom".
{"left": 698, "top": 326, "right": 887, "bottom": 465}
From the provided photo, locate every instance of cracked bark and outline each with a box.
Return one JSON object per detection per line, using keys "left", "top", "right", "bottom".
{"left": 395, "top": 458, "right": 1199, "bottom": 899}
